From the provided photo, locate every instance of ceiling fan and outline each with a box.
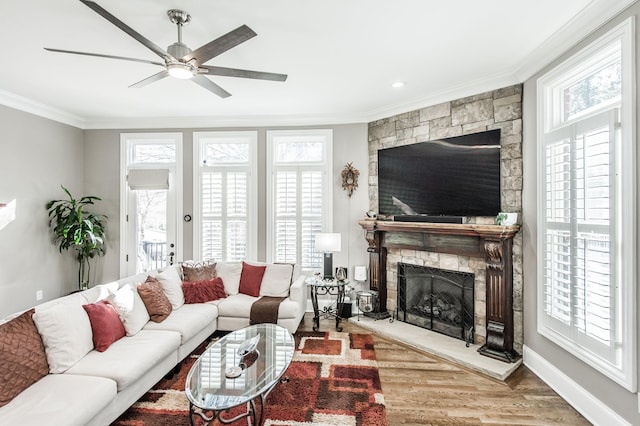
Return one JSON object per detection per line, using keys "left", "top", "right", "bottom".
{"left": 45, "top": 0, "right": 287, "bottom": 98}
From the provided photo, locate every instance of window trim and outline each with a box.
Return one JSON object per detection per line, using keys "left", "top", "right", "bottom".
{"left": 192, "top": 131, "right": 258, "bottom": 261}
{"left": 265, "top": 129, "right": 333, "bottom": 269}
{"left": 536, "top": 17, "right": 636, "bottom": 391}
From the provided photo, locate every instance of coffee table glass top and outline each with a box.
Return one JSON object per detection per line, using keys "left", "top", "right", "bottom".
{"left": 186, "top": 323, "right": 294, "bottom": 411}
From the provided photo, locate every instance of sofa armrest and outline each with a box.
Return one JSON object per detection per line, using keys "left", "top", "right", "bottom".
{"left": 288, "top": 274, "right": 307, "bottom": 308}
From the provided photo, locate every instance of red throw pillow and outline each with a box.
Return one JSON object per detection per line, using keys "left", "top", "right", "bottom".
{"left": 82, "top": 301, "right": 126, "bottom": 352}
{"left": 182, "top": 277, "right": 226, "bottom": 303}
{"left": 239, "top": 261, "right": 267, "bottom": 297}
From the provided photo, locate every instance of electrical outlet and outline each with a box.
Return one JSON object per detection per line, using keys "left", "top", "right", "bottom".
{"left": 36, "top": 290, "right": 43, "bottom": 301}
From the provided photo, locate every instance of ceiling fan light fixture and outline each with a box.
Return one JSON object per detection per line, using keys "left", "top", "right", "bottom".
{"left": 167, "top": 63, "right": 195, "bottom": 79}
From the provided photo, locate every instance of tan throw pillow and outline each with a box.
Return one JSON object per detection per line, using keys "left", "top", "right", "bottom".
{"left": 137, "top": 276, "right": 172, "bottom": 323}
{"left": 182, "top": 261, "right": 217, "bottom": 282}
{"left": 0, "top": 309, "right": 49, "bottom": 407}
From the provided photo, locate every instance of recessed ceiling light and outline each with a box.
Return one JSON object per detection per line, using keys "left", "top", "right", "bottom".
{"left": 391, "top": 81, "right": 406, "bottom": 88}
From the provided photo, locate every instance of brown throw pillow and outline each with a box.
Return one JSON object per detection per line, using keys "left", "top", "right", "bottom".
{"left": 0, "top": 309, "right": 49, "bottom": 407}
{"left": 182, "top": 261, "right": 217, "bottom": 282}
{"left": 137, "top": 276, "right": 172, "bottom": 323}
{"left": 182, "top": 278, "right": 227, "bottom": 304}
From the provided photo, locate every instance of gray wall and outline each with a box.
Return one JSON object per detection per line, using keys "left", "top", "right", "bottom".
{"left": 0, "top": 105, "right": 84, "bottom": 317}
{"left": 523, "top": 3, "right": 640, "bottom": 423}
{"left": 83, "top": 124, "right": 370, "bottom": 284}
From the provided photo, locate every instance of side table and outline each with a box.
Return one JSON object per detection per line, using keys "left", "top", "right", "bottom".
{"left": 305, "top": 277, "right": 349, "bottom": 332}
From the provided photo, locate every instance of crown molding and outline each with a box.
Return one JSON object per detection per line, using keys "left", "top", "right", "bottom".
{"left": 0, "top": 90, "right": 84, "bottom": 129}
{"left": 514, "top": 0, "right": 637, "bottom": 82}
{"left": 363, "top": 71, "right": 520, "bottom": 124}
{"left": 82, "top": 113, "right": 369, "bottom": 130}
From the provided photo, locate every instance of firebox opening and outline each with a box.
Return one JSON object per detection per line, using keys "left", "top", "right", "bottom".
{"left": 397, "top": 263, "right": 474, "bottom": 344}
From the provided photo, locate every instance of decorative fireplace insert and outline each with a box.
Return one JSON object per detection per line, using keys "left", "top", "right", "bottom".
{"left": 397, "top": 263, "right": 474, "bottom": 344}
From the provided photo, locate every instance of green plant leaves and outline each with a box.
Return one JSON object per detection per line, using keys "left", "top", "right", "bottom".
{"left": 46, "top": 185, "right": 107, "bottom": 288}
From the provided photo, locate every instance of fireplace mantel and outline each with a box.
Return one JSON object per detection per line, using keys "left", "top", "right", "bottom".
{"left": 358, "top": 219, "right": 520, "bottom": 363}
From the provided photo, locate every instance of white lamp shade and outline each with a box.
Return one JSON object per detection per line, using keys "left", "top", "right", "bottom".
{"left": 354, "top": 265, "right": 367, "bottom": 281}
{"left": 314, "top": 233, "right": 341, "bottom": 252}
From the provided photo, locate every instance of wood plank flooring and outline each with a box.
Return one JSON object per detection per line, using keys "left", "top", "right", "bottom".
{"left": 299, "top": 313, "right": 590, "bottom": 426}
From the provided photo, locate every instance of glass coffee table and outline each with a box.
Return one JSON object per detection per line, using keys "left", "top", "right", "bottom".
{"left": 185, "top": 323, "right": 294, "bottom": 425}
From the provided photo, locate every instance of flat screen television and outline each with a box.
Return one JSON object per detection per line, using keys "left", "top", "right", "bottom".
{"left": 378, "top": 129, "right": 501, "bottom": 218}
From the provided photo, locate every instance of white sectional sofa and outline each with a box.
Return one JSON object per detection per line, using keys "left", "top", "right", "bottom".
{"left": 0, "top": 261, "right": 306, "bottom": 426}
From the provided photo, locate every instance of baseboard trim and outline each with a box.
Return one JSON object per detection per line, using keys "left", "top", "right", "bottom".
{"left": 523, "top": 345, "right": 631, "bottom": 426}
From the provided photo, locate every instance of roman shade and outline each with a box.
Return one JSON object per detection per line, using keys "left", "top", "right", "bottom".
{"left": 127, "top": 169, "right": 170, "bottom": 190}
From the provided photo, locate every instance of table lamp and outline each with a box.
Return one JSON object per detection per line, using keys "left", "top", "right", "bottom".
{"left": 314, "top": 233, "right": 341, "bottom": 279}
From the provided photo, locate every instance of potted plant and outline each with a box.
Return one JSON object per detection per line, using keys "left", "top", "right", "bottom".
{"left": 46, "top": 185, "right": 107, "bottom": 290}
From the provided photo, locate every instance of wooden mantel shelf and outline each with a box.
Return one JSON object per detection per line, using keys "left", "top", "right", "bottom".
{"left": 358, "top": 219, "right": 519, "bottom": 239}
{"left": 357, "top": 219, "right": 521, "bottom": 363}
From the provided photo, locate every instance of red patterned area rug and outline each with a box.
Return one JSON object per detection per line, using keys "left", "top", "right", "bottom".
{"left": 112, "top": 331, "right": 388, "bottom": 426}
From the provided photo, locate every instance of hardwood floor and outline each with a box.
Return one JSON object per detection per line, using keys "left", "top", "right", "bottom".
{"left": 298, "top": 313, "right": 590, "bottom": 426}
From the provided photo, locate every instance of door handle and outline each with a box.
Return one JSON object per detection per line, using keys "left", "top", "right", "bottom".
{"left": 169, "top": 251, "right": 175, "bottom": 265}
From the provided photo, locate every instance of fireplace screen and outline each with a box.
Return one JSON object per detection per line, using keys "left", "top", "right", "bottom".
{"left": 397, "top": 263, "right": 474, "bottom": 343}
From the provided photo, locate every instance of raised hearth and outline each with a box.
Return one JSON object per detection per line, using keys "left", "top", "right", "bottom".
{"left": 349, "top": 315, "right": 521, "bottom": 380}
{"left": 358, "top": 220, "right": 520, "bottom": 363}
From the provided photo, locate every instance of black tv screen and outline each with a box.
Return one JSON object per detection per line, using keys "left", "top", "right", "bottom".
{"left": 378, "top": 129, "right": 501, "bottom": 217}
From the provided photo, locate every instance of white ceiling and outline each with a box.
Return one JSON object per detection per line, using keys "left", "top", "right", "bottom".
{"left": 0, "top": 0, "right": 632, "bottom": 129}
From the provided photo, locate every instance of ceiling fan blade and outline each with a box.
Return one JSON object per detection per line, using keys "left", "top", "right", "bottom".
{"left": 201, "top": 65, "right": 287, "bottom": 82}
{"left": 130, "top": 70, "right": 169, "bottom": 88}
{"left": 192, "top": 75, "right": 231, "bottom": 98}
{"left": 80, "top": 0, "right": 174, "bottom": 62}
{"left": 183, "top": 25, "right": 257, "bottom": 65}
{"left": 45, "top": 48, "right": 164, "bottom": 67}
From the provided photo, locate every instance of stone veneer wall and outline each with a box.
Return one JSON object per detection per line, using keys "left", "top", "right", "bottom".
{"left": 367, "top": 84, "right": 524, "bottom": 352}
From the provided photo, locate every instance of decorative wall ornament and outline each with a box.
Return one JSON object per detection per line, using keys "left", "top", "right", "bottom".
{"left": 341, "top": 162, "right": 359, "bottom": 197}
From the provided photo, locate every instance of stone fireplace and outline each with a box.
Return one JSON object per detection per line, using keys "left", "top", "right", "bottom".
{"left": 397, "top": 263, "right": 475, "bottom": 344}
{"left": 365, "top": 84, "right": 524, "bottom": 358}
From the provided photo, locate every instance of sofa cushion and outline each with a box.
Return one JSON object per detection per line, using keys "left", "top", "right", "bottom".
{"left": 143, "top": 303, "right": 218, "bottom": 344}
{"left": 217, "top": 293, "right": 299, "bottom": 319}
{"left": 153, "top": 265, "right": 185, "bottom": 309}
{"left": 82, "top": 301, "right": 126, "bottom": 352}
{"left": 0, "top": 374, "right": 117, "bottom": 426}
{"left": 0, "top": 309, "right": 49, "bottom": 407}
{"left": 106, "top": 283, "right": 150, "bottom": 336}
{"left": 239, "top": 261, "right": 266, "bottom": 297}
{"left": 260, "top": 263, "right": 294, "bottom": 297}
{"left": 33, "top": 293, "right": 94, "bottom": 374}
{"left": 215, "top": 261, "right": 243, "bottom": 295}
{"left": 182, "top": 278, "right": 226, "bottom": 303}
{"left": 182, "top": 260, "right": 217, "bottom": 282}
{"left": 137, "top": 276, "right": 172, "bottom": 323}
{"left": 64, "top": 330, "right": 180, "bottom": 392}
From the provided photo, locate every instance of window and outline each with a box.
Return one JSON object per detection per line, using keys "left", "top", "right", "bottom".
{"left": 536, "top": 19, "right": 636, "bottom": 391}
{"left": 120, "top": 133, "right": 183, "bottom": 276}
{"left": 266, "top": 130, "right": 333, "bottom": 271}
{"left": 193, "top": 131, "right": 257, "bottom": 261}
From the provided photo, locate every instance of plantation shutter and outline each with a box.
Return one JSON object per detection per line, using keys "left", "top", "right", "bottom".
{"left": 541, "top": 109, "right": 616, "bottom": 359}
{"left": 273, "top": 167, "right": 324, "bottom": 270}
{"left": 196, "top": 133, "right": 256, "bottom": 262}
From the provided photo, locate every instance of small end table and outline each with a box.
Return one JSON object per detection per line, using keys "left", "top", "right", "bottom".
{"left": 305, "top": 276, "right": 349, "bottom": 332}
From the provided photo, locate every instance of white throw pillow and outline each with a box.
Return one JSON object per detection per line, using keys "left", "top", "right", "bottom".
{"left": 215, "top": 261, "right": 243, "bottom": 295}
{"left": 33, "top": 294, "right": 94, "bottom": 374}
{"left": 259, "top": 263, "right": 293, "bottom": 297}
{"left": 153, "top": 266, "right": 185, "bottom": 309}
{"left": 106, "top": 284, "right": 150, "bottom": 336}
